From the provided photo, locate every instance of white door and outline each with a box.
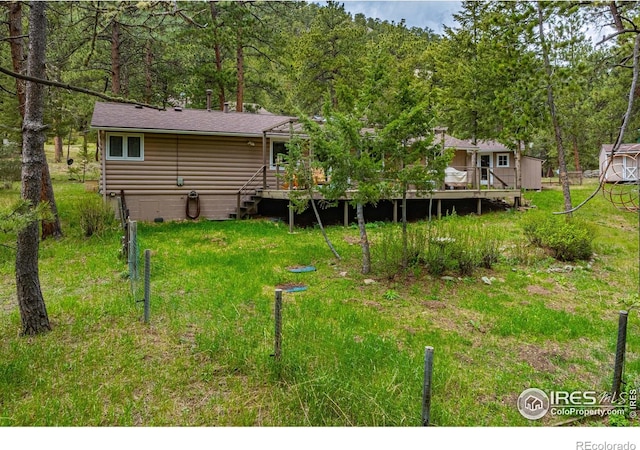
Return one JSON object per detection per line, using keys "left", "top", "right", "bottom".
{"left": 623, "top": 156, "right": 638, "bottom": 181}
{"left": 479, "top": 154, "right": 493, "bottom": 186}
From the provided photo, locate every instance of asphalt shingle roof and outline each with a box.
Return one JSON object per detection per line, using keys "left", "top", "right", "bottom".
{"left": 90, "top": 102, "right": 296, "bottom": 136}
{"left": 601, "top": 143, "right": 640, "bottom": 154}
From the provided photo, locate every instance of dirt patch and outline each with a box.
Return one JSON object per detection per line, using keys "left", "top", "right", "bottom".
{"left": 422, "top": 300, "right": 446, "bottom": 309}
{"left": 526, "top": 285, "right": 552, "bottom": 296}
{"left": 518, "top": 342, "right": 568, "bottom": 373}
{"left": 526, "top": 285, "right": 579, "bottom": 313}
{"left": 363, "top": 300, "right": 384, "bottom": 310}
{"left": 343, "top": 235, "right": 360, "bottom": 245}
{"left": 203, "top": 234, "right": 228, "bottom": 247}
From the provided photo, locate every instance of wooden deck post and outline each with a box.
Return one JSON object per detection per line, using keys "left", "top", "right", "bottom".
{"left": 262, "top": 131, "right": 267, "bottom": 190}
{"left": 343, "top": 201, "right": 349, "bottom": 227}
{"left": 477, "top": 198, "right": 482, "bottom": 215}
{"left": 515, "top": 141, "right": 522, "bottom": 189}
{"left": 437, "top": 199, "right": 442, "bottom": 219}
{"left": 393, "top": 200, "right": 398, "bottom": 224}
{"left": 288, "top": 200, "right": 294, "bottom": 233}
{"left": 470, "top": 150, "right": 478, "bottom": 189}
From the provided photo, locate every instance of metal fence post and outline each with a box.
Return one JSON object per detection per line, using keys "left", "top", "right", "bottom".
{"left": 422, "top": 346, "right": 434, "bottom": 426}
{"left": 143, "top": 249, "right": 151, "bottom": 324}
{"left": 274, "top": 289, "right": 283, "bottom": 360}
{"left": 612, "top": 310, "right": 629, "bottom": 398}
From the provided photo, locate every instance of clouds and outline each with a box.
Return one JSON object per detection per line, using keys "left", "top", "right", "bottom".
{"left": 340, "top": 1, "right": 461, "bottom": 34}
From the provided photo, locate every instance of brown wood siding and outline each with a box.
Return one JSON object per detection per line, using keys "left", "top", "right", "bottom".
{"left": 450, "top": 150, "right": 467, "bottom": 168}
{"left": 104, "top": 133, "right": 278, "bottom": 220}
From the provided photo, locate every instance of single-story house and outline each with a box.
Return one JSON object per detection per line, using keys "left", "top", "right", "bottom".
{"left": 91, "top": 101, "right": 540, "bottom": 222}
{"left": 435, "top": 134, "right": 542, "bottom": 190}
{"left": 90, "top": 101, "right": 298, "bottom": 221}
{"left": 599, "top": 143, "right": 640, "bottom": 183}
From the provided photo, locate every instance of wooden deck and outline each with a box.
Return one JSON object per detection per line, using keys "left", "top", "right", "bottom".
{"left": 257, "top": 188, "right": 521, "bottom": 228}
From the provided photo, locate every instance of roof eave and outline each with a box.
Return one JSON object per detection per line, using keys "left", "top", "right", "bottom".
{"left": 90, "top": 125, "right": 271, "bottom": 139}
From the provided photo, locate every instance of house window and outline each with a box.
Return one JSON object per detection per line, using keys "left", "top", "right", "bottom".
{"left": 270, "top": 140, "right": 289, "bottom": 169}
{"left": 497, "top": 153, "right": 509, "bottom": 167}
{"left": 106, "top": 133, "right": 144, "bottom": 161}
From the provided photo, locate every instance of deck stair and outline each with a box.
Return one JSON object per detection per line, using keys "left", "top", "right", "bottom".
{"left": 230, "top": 190, "right": 263, "bottom": 219}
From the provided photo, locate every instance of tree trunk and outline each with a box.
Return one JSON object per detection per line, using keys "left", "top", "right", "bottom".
{"left": 54, "top": 135, "right": 63, "bottom": 163}
{"left": 356, "top": 202, "right": 371, "bottom": 274}
{"left": 571, "top": 135, "right": 582, "bottom": 173}
{"left": 9, "top": 0, "right": 62, "bottom": 240}
{"left": 16, "top": 1, "right": 51, "bottom": 336}
{"left": 236, "top": 27, "right": 244, "bottom": 112}
{"left": 209, "top": 1, "right": 226, "bottom": 110}
{"left": 144, "top": 40, "right": 153, "bottom": 104}
{"left": 401, "top": 186, "right": 408, "bottom": 270}
{"left": 609, "top": 2, "right": 624, "bottom": 33}
{"left": 309, "top": 196, "right": 340, "bottom": 260}
{"left": 537, "top": 2, "right": 572, "bottom": 214}
{"left": 7, "top": 1, "right": 26, "bottom": 118}
{"left": 111, "top": 20, "right": 121, "bottom": 95}
{"left": 40, "top": 162, "right": 62, "bottom": 239}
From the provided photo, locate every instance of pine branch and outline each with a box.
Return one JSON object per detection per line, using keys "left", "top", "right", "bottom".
{"left": 0, "top": 65, "right": 164, "bottom": 110}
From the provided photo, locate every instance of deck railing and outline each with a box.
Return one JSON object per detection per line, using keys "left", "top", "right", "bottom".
{"left": 250, "top": 163, "right": 518, "bottom": 195}
{"left": 447, "top": 166, "right": 517, "bottom": 190}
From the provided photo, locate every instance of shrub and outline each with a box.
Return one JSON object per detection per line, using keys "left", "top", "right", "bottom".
{"left": 522, "top": 214, "right": 593, "bottom": 261}
{"left": 78, "top": 196, "right": 117, "bottom": 237}
{"left": 373, "top": 219, "right": 503, "bottom": 278}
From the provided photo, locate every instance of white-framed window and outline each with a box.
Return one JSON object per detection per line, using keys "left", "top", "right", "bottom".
{"left": 270, "top": 139, "right": 289, "bottom": 170}
{"left": 106, "top": 133, "right": 144, "bottom": 161}
{"left": 497, "top": 153, "right": 510, "bottom": 167}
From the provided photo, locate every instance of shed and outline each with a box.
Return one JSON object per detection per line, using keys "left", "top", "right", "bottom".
{"left": 599, "top": 143, "right": 640, "bottom": 183}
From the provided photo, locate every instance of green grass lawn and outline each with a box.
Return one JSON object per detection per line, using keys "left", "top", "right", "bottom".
{"left": 0, "top": 175, "right": 639, "bottom": 426}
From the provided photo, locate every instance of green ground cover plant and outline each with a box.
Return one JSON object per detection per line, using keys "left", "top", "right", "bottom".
{"left": 0, "top": 161, "right": 638, "bottom": 426}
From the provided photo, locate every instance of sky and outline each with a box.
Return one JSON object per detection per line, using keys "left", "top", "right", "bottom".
{"left": 338, "top": 1, "right": 462, "bottom": 34}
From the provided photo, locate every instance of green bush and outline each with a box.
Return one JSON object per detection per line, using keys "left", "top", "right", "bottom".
{"left": 77, "top": 196, "right": 117, "bottom": 237}
{"left": 522, "top": 214, "right": 593, "bottom": 261}
{"left": 374, "top": 219, "right": 502, "bottom": 278}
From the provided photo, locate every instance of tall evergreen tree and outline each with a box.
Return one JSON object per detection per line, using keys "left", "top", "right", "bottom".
{"left": 16, "top": 0, "right": 51, "bottom": 335}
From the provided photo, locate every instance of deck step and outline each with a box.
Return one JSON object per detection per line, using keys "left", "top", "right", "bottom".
{"left": 230, "top": 191, "right": 264, "bottom": 220}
